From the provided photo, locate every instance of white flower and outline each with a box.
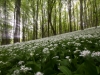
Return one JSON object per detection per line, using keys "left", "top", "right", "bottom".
{"left": 84, "top": 47, "right": 87, "bottom": 50}
{"left": 30, "top": 52, "right": 34, "bottom": 56}
{"left": 67, "top": 42, "right": 71, "bottom": 45}
{"left": 88, "top": 41, "right": 92, "bottom": 43}
{"left": 81, "top": 41, "right": 84, "bottom": 43}
{"left": 91, "top": 51, "right": 100, "bottom": 57}
{"left": 69, "top": 59, "right": 71, "bottom": 62}
{"left": 18, "top": 61, "right": 24, "bottom": 65}
{"left": 35, "top": 72, "right": 43, "bottom": 75}
{"left": 62, "top": 44, "right": 66, "bottom": 47}
{"left": 74, "top": 50, "right": 80, "bottom": 53}
{"left": 50, "top": 48, "right": 54, "bottom": 50}
{"left": 80, "top": 50, "right": 91, "bottom": 57}
{"left": 52, "top": 56, "right": 59, "bottom": 59}
{"left": 74, "top": 43, "right": 81, "bottom": 46}
{"left": 65, "top": 56, "right": 69, "bottom": 59}
{"left": 68, "top": 50, "right": 71, "bottom": 52}
{"left": 12, "top": 70, "right": 20, "bottom": 75}
{"left": 43, "top": 48, "right": 49, "bottom": 54}
{"left": 20, "top": 65, "right": 32, "bottom": 72}
{"left": 54, "top": 44, "right": 58, "bottom": 47}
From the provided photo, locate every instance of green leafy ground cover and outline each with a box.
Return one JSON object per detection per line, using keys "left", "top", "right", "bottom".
{"left": 0, "top": 27, "right": 100, "bottom": 75}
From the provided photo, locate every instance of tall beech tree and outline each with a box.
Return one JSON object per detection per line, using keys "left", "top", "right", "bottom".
{"left": 14, "top": 0, "right": 21, "bottom": 43}
{"left": 1, "top": 0, "right": 11, "bottom": 45}
{"left": 80, "top": 0, "right": 84, "bottom": 30}
{"left": 68, "top": 0, "right": 72, "bottom": 32}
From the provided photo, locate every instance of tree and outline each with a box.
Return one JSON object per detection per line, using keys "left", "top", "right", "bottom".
{"left": 80, "top": 0, "right": 84, "bottom": 30}
{"left": 68, "top": 0, "right": 72, "bottom": 32}
{"left": 59, "top": 0, "right": 62, "bottom": 34}
{"left": 14, "top": 0, "right": 21, "bottom": 43}
{"left": 47, "top": 0, "right": 56, "bottom": 36}
{"left": 1, "top": 0, "right": 11, "bottom": 45}
{"left": 83, "top": 0, "right": 87, "bottom": 28}
{"left": 41, "top": 0, "right": 44, "bottom": 38}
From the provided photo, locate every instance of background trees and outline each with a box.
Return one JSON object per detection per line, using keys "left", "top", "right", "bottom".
{"left": 0, "top": 0, "right": 100, "bottom": 45}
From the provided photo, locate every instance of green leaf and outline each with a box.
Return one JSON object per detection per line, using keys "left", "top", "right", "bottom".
{"left": 84, "top": 60, "right": 98, "bottom": 75}
{"left": 59, "top": 59, "right": 70, "bottom": 67}
{"left": 96, "top": 66, "right": 100, "bottom": 74}
{"left": 43, "top": 68, "right": 56, "bottom": 75}
{"left": 59, "top": 66, "right": 72, "bottom": 75}
{"left": 77, "top": 60, "right": 98, "bottom": 75}
{"left": 25, "top": 61, "right": 40, "bottom": 72}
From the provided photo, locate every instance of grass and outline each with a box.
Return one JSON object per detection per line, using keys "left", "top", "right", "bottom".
{"left": 0, "top": 27, "right": 100, "bottom": 75}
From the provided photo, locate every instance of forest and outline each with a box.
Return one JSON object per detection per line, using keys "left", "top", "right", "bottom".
{"left": 0, "top": 0, "right": 100, "bottom": 45}
{"left": 0, "top": 0, "right": 100, "bottom": 75}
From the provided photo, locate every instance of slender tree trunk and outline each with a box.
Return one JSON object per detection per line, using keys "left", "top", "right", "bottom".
{"left": 80, "top": 0, "right": 84, "bottom": 30}
{"left": 47, "top": 0, "right": 56, "bottom": 37}
{"left": 22, "top": 12, "right": 25, "bottom": 42}
{"left": 54, "top": 2, "right": 56, "bottom": 35}
{"left": 0, "top": 9, "right": 1, "bottom": 45}
{"left": 1, "top": 1, "right": 10, "bottom": 45}
{"left": 31, "top": 0, "right": 36, "bottom": 40}
{"left": 14, "top": 0, "right": 21, "bottom": 43}
{"left": 72, "top": 1, "right": 76, "bottom": 31}
{"left": 95, "top": 0, "right": 98, "bottom": 28}
{"left": 83, "top": 0, "right": 87, "bottom": 28}
{"left": 41, "top": 0, "right": 44, "bottom": 38}
{"left": 59, "top": 0, "right": 62, "bottom": 34}
{"left": 64, "top": 11, "right": 67, "bottom": 33}
{"left": 68, "top": 0, "right": 72, "bottom": 32}
{"left": 35, "top": 0, "right": 39, "bottom": 39}
{"left": 76, "top": 5, "right": 79, "bottom": 30}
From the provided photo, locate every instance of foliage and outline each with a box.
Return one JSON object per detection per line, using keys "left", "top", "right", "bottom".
{"left": 0, "top": 27, "right": 100, "bottom": 75}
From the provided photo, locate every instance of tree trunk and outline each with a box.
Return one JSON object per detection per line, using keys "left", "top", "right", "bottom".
{"left": 1, "top": 1, "right": 10, "bottom": 45}
{"left": 80, "top": 0, "right": 84, "bottom": 30}
{"left": 14, "top": 0, "right": 21, "bottom": 43}
{"left": 36, "top": 0, "right": 39, "bottom": 39}
{"left": 47, "top": 0, "right": 56, "bottom": 37}
{"left": 95, "top": 0, "right": 98, "bottom": 28}
{"left": 59, "top": 0, "right": 62, "bottom": 34}
{"left": 68, "top": 0, "right": 72, "bottom": 32}
{"left": 83, "top": 0, "right": 87, "bottom": 28}
{"left": 22, "top": 12, "right": 25, "bottom": 42}
{"left": 41, "top": 0, "right": 44, "bottom": 38}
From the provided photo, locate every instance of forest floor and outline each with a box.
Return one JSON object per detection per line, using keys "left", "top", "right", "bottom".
{"left": 0, "top": 26, "right": 100, "bottom": 75}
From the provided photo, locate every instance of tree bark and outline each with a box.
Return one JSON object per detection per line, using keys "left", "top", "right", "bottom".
{"left": 80, "top": 0, "right": 84, "bottom": 30}
{"left": 68, "top": 0, "right": 72, "bottom": 32}
{"left": 14, "top": 0, "right": 21, "bottom": 43}
{"left": 1, "top": 1, "right": 10, "bottom": 45}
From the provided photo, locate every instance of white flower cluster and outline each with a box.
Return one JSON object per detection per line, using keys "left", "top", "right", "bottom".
{"left": 43, "top": 48, "right": 49, "bottom": 54}
{"left": 30, "top": 52, "right": 34, "bottom": 56}
{"left": 35, "top": 72, "right": 43, "bottom": 75}
{"left": 18, "top": 61, "right": 24, "bottom": 65}
{"left": 52, "top": 56, "right": 59, "bottom": 59}
{"left": 11, "top": 70, "right": 20, "bottom": 75}
{"left": 74, "top": 50, "right": 80, "bottom": 53}
{"left": 74, "top": 43, "right": 81, "bottom": 46}
{"left": 80, "top": 50, "right": 91, "bottom": 57}
{"left": 20, "top": 65, "right": 32, "bottom": 73}
{"left": 65, "top": 56, "right": 71, "bottom": 62}
{"left": 91, "top": 51, "right": 100, "bottom": 57}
